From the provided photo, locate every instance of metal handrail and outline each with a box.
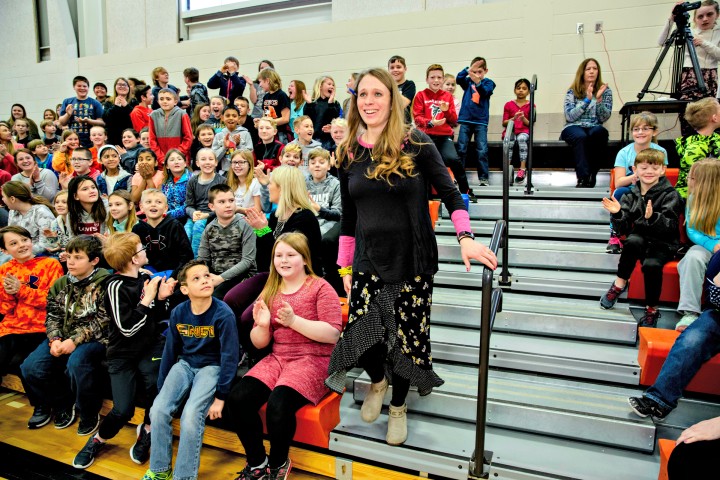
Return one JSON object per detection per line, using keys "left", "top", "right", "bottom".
{"left": 468, "top": 219, "right": 505, "bottom": 479}
{"left": 525, "top": 74, "right": 538, "bottom": 196}
{"left": 499, "top": 120, "right": 513, "bottom": 286}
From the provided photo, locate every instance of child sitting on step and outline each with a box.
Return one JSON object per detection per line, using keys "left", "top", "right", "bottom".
{"left": 676, "top": 159, "right": 720, "bottom": 331}
{"left": 226, "top": 232, "right": 341, "bottom": 480}
{"left": 600, "top": 148, "right": 683, "bottom": 327}
{"left": 607, "top": 111, "right": 668, "bottom": 254}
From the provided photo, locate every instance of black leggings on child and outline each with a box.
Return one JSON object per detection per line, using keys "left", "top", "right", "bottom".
{"left": 226, "top": 376, "right": 309, "bottom": 468}
{"left": 359, "top": 343, "right": 410, "bottom": 407}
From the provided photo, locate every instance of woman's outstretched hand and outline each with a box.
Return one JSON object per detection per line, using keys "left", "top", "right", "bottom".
{"left": 460, "top": 238, "right": 498, "bottom": 272}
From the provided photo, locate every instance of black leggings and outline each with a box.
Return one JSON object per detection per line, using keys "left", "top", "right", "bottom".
{"left": 226, "top": 376, "right": 309, "bottom": 468}
{"left": 359, "top": 343, "right": 410, "bottom": 407}
{"left": 616, "top": 234, "right": 675, "bottom": 307}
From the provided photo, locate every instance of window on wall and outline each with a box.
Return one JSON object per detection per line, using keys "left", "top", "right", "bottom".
{"left": 180, "top": 0, "right": 331, "bottom": 40}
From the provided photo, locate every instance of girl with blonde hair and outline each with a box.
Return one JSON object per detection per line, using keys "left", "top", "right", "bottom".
{"left": 304, "top": 76, "right": 342, "bottom": 149}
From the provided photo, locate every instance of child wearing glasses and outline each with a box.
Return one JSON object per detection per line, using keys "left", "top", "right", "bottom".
{"left": 607, "top": 112, "right": 668, "bottom": 254}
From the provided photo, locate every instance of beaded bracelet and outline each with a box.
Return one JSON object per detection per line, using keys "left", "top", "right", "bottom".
{"left": 338, "top": 266, "right": 353, "bottom": 277}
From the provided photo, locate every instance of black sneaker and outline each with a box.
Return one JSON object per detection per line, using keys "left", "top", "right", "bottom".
{"left": 235, "top": 463, "right": 269, "bottom": 480}
{"left": 628, "top": 396, "right": 671, "bottom": 419}
{"left": 467, "top": 189, "right": 478, "bottom": 203}
{"left": 73, "top": 436, "right": 105, "bottom": 469}
{"left": 27, "top": 406, "right": 52, "bottom": 429}
{"left": 268, "top": 458, "right": 292, "bottom": 480}
{"left": 130, "top": 423, "right": 152, "bottom": 464}
{"left": 639, "top": 308, "right": 661, "bottom": 328}
{"left": 54, "top": 407, "right": 77, "bottom": 429}
{"left": 77, "top": 413, "right": 100, "bottom": 436}
{"left": 606, "top": 237, "right": 623, "bottom": 254}
{"left": 600, "top": 281, "right": 627, "bottom": 310}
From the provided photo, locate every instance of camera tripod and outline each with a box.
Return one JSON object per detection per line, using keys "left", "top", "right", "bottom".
{"left": 637, "top": 10, "right": 707, "bottom": 100}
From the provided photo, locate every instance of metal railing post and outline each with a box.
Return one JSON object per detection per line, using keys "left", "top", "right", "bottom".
{"left": 468, "top": 220, "right": 505, "bottom": 479}
{"left": 499, "top": 120, "right": 513, "bottom": 286}
{"left": 525, "top": 74, "right": 537, "bottom": 196}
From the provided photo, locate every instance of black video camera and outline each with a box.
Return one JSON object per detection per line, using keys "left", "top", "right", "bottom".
{"left": 673, "top": 1, "right": 702, "bottom": 16}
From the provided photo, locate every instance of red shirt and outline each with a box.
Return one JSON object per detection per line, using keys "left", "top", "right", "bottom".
{"left": 412, "top": 88, "right": 458, "bottom": 137}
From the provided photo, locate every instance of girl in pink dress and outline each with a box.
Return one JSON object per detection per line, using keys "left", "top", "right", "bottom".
{"left": 226, "top": 232, "right": 342, "bottom": 480}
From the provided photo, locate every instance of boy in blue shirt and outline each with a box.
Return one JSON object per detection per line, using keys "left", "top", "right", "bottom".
{"left": 141, "top": 259, "right": 239, "bottom": 480}
{"left": 58, "top": 76, "right": 106, "bottom": 148}
{"left": 456, "top": 57, "right": 496, "bottom": 186}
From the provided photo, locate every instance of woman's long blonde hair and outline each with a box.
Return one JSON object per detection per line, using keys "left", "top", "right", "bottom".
{"left": 271, "top": 166, "right": 314, "bottom": 219}
{"left": 688, "top": 158, "right": 720, "bottom": 236}
{"left": 337, "top": 68, "right": 417, "bottom": 184}
{"left": 259, "top": 232, "right": 317, "bottom": 307}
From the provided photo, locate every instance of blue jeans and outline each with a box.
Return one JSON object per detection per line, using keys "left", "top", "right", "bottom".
{"left": 20, "top": 340, "right": 106, "bottom": 418}
{"left": 644, "top": 308, "right": 720, "bottom": 409}
{"left": 560, "top": 125, "right": 609, "bottom": 180}
{"left": 457, "top": 123, "right": 489, "bottom": 181}
{"left": 184, "top": 218, "right": 208, "bottom": 257}
{"left": 149, "top": 359, "right": 219, "bottom": 480}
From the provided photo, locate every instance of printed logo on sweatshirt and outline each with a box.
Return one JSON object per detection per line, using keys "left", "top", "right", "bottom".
{"left": 144, "top": 234, "right": 167, "bottom": 251}
{"left": 176, "top": 324, "right": 215, "bottom": 338}
{"left": 430, "top": 104, "right": 442, "bottom": 119}
{"left": 26, "top": 275, "right": 39, "bottom": 290}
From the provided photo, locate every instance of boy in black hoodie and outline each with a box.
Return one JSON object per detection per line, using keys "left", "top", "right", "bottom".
{"left": 72, "top": 232, "right": 177, "bottom": 469}
{"left": 132, "top": 189, "right": 193, "bottom": 278}
{"left": 600, "top": 148, "right": 683, "bottom": 326}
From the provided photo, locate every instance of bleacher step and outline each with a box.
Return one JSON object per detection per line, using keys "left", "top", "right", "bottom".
{"left": 437, "top": 237, "right": 619, "bottom": 272}
{"left": 463, "top": 199, "right": 608, "bottom": 224}
{"left": 331, "top": 396, "right": 659, "bottom": 480}
{"left": 432, "top": 288, "right": 637, "bottom": 344}
{"left": 431, "top": 327, "right": 640, "bottom": 384}
{"left": 478, "top": 169, "right": 611, "bottom": 189}
{"left": 435, "top": 219, "right": 609, "bottom": 241}
{"left": 435, "top": 263, "right": 621, "bottom": 300}
{"left": 467, "top": 184, "right": 610, "bottom": 200}
{"left": 353, "top": 367, "right": 655, "bottom": 452}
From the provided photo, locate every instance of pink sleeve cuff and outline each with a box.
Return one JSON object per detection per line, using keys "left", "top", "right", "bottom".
{"left": 337, "top": 235, "right": 355, "bottom": 267}
{"left": 451, "top": 209, "right": 472, "bottom": 234}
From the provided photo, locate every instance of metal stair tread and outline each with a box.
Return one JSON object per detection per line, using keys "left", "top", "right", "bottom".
{"left": 435, "top": 219, "right": 610, "bottom": 240}
{"left": 432, "top": 287, "right": 633, "bottom": 323}
{"left": 431, "top": 328, "right": 639, "bottom": 368}
{"left": 438, "top": 263, "right": 618, "bottom": 282}
{"left": 332, "top": 396, "right": 659, "bottom": 480}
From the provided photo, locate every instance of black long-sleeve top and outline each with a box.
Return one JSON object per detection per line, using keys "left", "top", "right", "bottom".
{"left": 255, "top": 209, "right": 323, "bottom": 275}
{"left": 611, "top": 175, "right": 683, "bottom": 252}
{"left": 340, "top": 129, "right": 465, "bottom": 282}
{"left": 304, "top": 97, "right": 341, "bottom": 146}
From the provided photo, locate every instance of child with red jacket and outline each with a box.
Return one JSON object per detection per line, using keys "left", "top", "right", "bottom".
{"left": 413, "top": 64, "right": 474, "bottom": 201}
{"left": 149, "top": 89, "right": 193, "bottom": 167}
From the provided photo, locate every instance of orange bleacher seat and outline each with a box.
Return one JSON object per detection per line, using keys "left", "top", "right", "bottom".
{"left": 628, "top": 261, "right": 680, "bottom": 303}
{"left": 258, "top": 391, "right": 342, "bottom": 449}
{"left": 429, "top": 200, "right": 440, "bottom": 230}
{"left": 658, "top": 438, "right": 675, "bottom": 480}
{"left": 339, "top": 297, "right": 349, "bottom": 328}
{"left": 638, "top": 327, "right": 720, "bottom": 395}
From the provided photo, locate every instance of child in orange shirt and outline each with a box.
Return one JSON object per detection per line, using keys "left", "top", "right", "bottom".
{"left": 0, "top": 226, "right": 64, "bottom": 377}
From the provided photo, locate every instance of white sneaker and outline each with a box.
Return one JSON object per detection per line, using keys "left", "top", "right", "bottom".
{"left": 675, "top": 312, "right": 699, "bottom": 332}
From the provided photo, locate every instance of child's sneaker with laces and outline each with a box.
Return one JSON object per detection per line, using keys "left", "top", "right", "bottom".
{"left": 268, "top": 458, "right": 292, "bottom": 480}
{"left": 77, "top": 413, "right": 100, "bottom": 436}
{"left": 235, "top": 463, "right": 268, "bottom": 480}
{"left": 639, "top": 307, "right": 661, "bottom": 327}
{"left": 141, "top": 469, "right": 173, "bottom": 480}
{"left": 54, "top": 406, "right": 76, "bottom": 429}
{"left": 72, "top": 436, "right": 105, "bottom": 469}
{"left": 675, "top": 312, "right": 699, "bottom": 332}
{"left": 628, "top": 396, "right": 671, "bottom": 419}
{"left": 606, "top": 236, "right": 623, "bottom": 254}
{"left": 130, "top": 423, "right": 152, "bottom": 464}
{"left": 600, "top": 281, "right": 627, "bottom": 309}
{"left": 514, "top": 168, "right": 526, "bottom": 185}
{"left": 27, "top": 406, "right": 52, "bottom": 429}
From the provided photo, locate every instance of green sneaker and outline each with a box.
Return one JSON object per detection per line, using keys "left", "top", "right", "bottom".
{"left": 140, "top": 469, "right": 173, "bottom": 480}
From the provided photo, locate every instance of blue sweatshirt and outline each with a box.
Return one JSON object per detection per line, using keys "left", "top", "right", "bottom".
{"left": 158, "top": 297, "right": 239, "bottom": 400}
{"left": 456, "top": 67, "right": 495, "bottom": 125}
{"left": 686, "top": 204, "right": 720, "bottom": 253}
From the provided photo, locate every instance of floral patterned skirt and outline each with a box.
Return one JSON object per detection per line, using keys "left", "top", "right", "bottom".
{"left": 679, "top": 67, "right": 718, "bottom": 136}
{"left": 325, "top": 271, "right": 443, "bottom": 396}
